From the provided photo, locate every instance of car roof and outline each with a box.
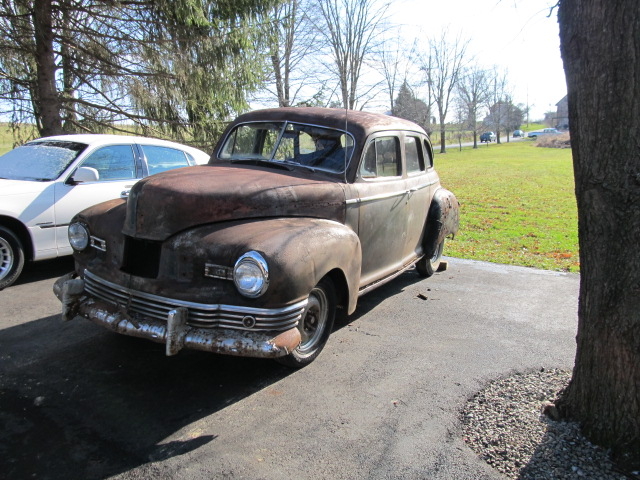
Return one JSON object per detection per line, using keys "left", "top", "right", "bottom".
{"left": 230, "top": 107, "right": 428, "bottom": 139}
{"left": 29, "top": 134, "right": 209, "bottom": 161}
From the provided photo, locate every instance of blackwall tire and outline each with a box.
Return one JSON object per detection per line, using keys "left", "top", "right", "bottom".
{"left": 416, "top": 240, "right": 444, "bottom": 278}
{"left": 0, "top": 227, "right": 25, "bottom": 290}
{"left": 276, "top": 277, "right": 336, "bottom": 368}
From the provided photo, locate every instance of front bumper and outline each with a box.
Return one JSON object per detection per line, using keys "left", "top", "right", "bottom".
{"left": 53, "top": 273, "right": 302, "bottom": 358}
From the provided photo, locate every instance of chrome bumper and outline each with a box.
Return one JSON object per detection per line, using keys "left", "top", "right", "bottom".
{"left": 53, "top": 273, "right": 301, "bottom": 358}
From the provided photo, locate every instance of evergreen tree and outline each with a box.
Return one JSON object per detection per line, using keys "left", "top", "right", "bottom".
{"left": 0, "top": 0, "right": 279, "bottom": 147}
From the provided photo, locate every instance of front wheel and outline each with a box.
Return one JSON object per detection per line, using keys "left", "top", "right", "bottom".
{"left": 276, "top": 277, "right": 336, "bottom": 368}
{"left": 416, "top": 240, "right": 444, "bottom": 278}
{"left": 0, "top": 226, "right": 25, "bottom": 290}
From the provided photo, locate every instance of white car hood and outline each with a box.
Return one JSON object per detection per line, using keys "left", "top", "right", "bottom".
{"left": 0, "top": 178, "right": 51, "bottom": 197}
{"left": 0, "top": 178, "right": 54, "bottom": 221}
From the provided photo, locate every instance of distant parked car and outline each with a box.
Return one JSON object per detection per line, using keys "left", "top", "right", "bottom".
{"left": 480, "top": 132, "right": 496, "bottom": 143}
{"left": 527, "top": 128, "right": 559, "bottom": 138}
{"left": 0, "top": 134, "right": 210, "bottom": 289}
{"left": 513, "top": 130, "right": 525, "bottom": 137}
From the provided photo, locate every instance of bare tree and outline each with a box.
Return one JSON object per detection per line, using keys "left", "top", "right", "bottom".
{"left": 555, "top": 0, "right": 640, "bottom": 469}
{"left": 422, "top": 31, "right": 469, "bottom": 153}
{"left": 484, "top": 68, "right": 510, "bottom": 144}
{"left": 376, "top": 34, "right": 413, "bottom": 115}
{"left": 456, "top": 65, "right": 490, "bottom": 148}
{"left": 484, "top": 96, "right": 523, "bottom": 143}
{"left": 263, "top": 0, "right": 322, "bottom": 107}
{"left": 315, "top": 0, "right": 390, "bottom": 109}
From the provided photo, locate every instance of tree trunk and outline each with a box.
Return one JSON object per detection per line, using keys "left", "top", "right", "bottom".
{"left": 33, "top": 0, "right": 63, "bottom": 136}
{"left": 556, "top": 0, "right": 640, "bottom": 469}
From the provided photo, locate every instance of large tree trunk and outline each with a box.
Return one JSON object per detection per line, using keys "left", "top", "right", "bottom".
{"left": 556, "top": 0, "right": 640, "bottom": 469}
{"left": 33, "top": 0, "right": 63, "bottom": 136}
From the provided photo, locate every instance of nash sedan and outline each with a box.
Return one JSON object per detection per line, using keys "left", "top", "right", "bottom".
{"left": 0, "top": 134, "right": 209, "bottom": 289}
{"left": 54, "top": 108, "right": 459, "bottom": 367}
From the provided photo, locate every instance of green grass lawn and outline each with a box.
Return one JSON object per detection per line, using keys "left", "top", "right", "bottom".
{"left": 0, "top": 124, "right": 17, "bottom": 155}
{"left": 435, "top": 140, "right": 579, "bottom": 272}
{"left": 0, "top": 123, "right": 577, "bottom": 272}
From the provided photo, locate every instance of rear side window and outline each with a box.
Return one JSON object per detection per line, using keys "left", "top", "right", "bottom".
{"left": 360, "top": 136, "right": 400, "bottom": 179}
{"left": 423, "top": 139, "right": 434, "bottom": 168}
{"left": 142, "top": 145, "right": 191, "bottom": 175}
{"left": 80, "top": 145, "right": 137, "bottom": 181}
{"left": 405, "top": 136, "right": 425, "bottom": 174}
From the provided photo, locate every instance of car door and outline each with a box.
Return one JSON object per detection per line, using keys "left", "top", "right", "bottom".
{"left": 352, "top": 134, "right": 410, "bottom": 288}
{"left": 53, "top": 143, "right": 141, "bottom": 255}
{"left": 403, "top": 135, "right": 436, "bottom": 263}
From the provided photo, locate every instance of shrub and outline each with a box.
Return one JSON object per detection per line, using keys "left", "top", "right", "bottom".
{"left": 537, "top": 132, "right": 571, "bottom": 148}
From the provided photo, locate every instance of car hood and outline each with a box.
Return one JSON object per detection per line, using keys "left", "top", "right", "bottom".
{"left": 122, "top": 165, "right": 347, "bottom": 241}
{"left": 0, "top": 178, "right": 51, "bottom": 197}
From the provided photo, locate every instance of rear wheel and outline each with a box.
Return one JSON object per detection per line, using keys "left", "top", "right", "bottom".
{"left": 0, "top": 226, "right": 25, "bottom": 290}
{"left": 276, "top": 277, "right": 336, "bottom": 368}
{"left": 416, "top": 240, "right": 444, "bottom": 278}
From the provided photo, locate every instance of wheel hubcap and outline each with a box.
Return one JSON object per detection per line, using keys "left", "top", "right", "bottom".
{"left": 0, "top": 236, "right": 14, "bottom": 280}
{"left": 297, "top": 287, "right": 328, "bottom": 355}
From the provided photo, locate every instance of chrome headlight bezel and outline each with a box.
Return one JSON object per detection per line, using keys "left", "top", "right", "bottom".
{"left": 68, "top": 222, "right": 90, "bottom": 251}
{"left": 233, "top": 251, "right": 269, "bottom": 298}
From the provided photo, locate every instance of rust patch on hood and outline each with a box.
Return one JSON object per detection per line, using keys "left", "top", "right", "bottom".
{"left": 123, "top": 165, "right": 347, "bottom": 240}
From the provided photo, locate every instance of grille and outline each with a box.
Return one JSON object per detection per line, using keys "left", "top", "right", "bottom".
{"left": 83, "top": 270, "right": 305, "bottom": 332}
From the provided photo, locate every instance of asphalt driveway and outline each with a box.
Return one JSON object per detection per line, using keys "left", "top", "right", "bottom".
{"left": 0, "top": 256, "right": 579, "bottom": 479}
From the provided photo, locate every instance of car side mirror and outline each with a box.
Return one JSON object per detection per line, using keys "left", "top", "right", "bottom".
{"left": 71, "top": 166, "right": 99, "bottom": 183}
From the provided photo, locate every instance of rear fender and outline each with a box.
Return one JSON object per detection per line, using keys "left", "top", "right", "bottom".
{"left": 423, "top": 188, "right": 459, "bottom": 258}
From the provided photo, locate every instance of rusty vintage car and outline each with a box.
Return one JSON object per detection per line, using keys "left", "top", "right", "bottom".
{"left": 54, "top": 107, "right": 459, "bottom": 367}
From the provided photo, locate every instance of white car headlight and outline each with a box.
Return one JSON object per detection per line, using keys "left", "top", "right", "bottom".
{"left": 233, "top": 251, "right": 269, "bottom": 298}
{"left": 68, "top": 222, "right": 90, "bottom": 251}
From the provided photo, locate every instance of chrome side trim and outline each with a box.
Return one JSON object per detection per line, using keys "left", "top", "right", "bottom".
{"left": 346, "top": 190, "right": 407, "bottom": 205}
{"left": 346, "top": 181, "right": 435, "bottom": 205}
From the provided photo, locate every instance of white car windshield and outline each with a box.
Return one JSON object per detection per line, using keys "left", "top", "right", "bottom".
{"left": 0, "top": 140, "right": 87, "bottom": 181}
{"left": 219, "top": 121, "right": 353, "bottom": 173}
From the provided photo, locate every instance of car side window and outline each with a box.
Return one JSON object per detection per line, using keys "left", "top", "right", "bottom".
{"left": 405, "top": 136, "right": 425, "bottom": 174}
{"left": 423, "top": 139, "right": 434, "bottom": 168}
{"left": 141, "top": 145, "right": 191, "bottom": 175}
{"left": 360, "top": 136, "right": 400, "bottom": 179}
{"left": 80, "top": 145, "right": 137, "bottom": 181}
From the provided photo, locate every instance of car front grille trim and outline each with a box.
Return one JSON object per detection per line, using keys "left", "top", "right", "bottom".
{"left": 83, "top": 269, "right": 305, "bottom": 332}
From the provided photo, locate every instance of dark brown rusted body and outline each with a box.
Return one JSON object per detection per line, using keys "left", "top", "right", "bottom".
{"left": 54, "top": 107, "right": 459, "bottom": 359}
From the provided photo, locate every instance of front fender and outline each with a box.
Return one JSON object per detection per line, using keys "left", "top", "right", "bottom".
{"left": 168, "top": 217, "right": 362, "bottom": 311}
{"left": 423, "top": 187, "right": 460, "bottom": 258}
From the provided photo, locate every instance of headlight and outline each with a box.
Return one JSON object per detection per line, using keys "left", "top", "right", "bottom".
{"left": 233, "top": 251, "right": 269, "bottom": 298}
{"left": 68, "top": 222, "right": 89, "bottom": 251}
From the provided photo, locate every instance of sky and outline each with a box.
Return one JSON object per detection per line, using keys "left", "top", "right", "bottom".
{"left": 388, "top": 0, "right": 566, "bottom": 120}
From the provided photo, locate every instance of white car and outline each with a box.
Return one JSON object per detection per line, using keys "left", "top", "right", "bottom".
{"left": 527, "top": 128, "right": 559, "bottom": 138}
{"left": 0, "top": 134, "right": 210, "bottom": 289}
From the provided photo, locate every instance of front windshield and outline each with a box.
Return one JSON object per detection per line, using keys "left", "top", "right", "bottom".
{"left": 220, "top": 121, "right": 354, "bottom": 173}
{"left": 0, "top": 140, "right": 87, "bottom": 181}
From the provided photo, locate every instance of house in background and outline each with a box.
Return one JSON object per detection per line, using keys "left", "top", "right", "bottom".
{"left": 555, "top": 96, "right": 569, "bottom": 130}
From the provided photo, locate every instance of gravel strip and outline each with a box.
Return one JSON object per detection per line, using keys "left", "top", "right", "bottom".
{"left": 461, "top": 368, "right": 636, "bottom": 479}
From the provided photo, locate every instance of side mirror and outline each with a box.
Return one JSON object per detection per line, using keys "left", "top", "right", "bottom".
{"left": 71, "top": 166, "right": 99, "bottom": 183}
